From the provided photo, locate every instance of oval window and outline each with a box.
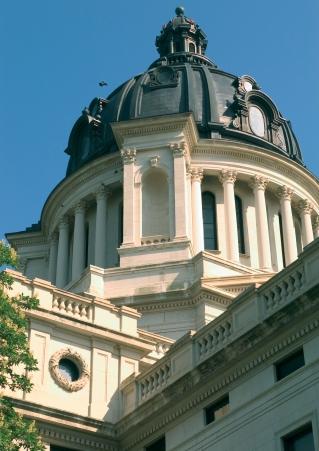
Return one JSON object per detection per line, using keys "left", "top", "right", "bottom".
{"left": 249, "top": 106, "right": 265, "bottom": 137}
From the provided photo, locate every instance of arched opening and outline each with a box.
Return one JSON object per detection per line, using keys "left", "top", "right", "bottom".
{"left": 189, "top": 42, "right": 196, "bottom": 53}
{"left": 142, "top": 170, "right": 169, "bottom": 237}
{"left": 202, "top": 191, "right": 218, "bottom": 250}
{"left": 235, "top": 195, "right": 245, "bottom": 254}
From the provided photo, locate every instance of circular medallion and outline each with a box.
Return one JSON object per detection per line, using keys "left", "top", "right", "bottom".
{"left": 249, "top": 106, "right": 265, "bottom": 137}
{"left": 49, "top": 348, "right": 90, "bottom": 392}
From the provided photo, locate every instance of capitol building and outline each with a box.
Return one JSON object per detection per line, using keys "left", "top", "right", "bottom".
{"left": 5, "top": 7, "right": 319, "bottom": 451}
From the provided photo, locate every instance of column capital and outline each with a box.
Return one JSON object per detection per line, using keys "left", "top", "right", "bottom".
{"left": 59, "top": 216, "right": 69, "bottom": 229}
{"left": 95, "top": 184, "right": 110, "bottom": 201}
{"left": 276, "top": 185, "right": 294, "bottom": 201}
{"left": 249, "top": 175, "right": 269, "bottom": 191}
{"left": 298, "top": 199, "right": 313, "bottom": 214}
{"left": 49, "top": 231, "right": 59, "bottom": 243}
{"left": 121, "top": 147, "right": 136, "bottom": 164}
{"left": 190, "top": 167, "right": 203, "bottom": 182}
{"left": 169, "top": 141, "right": 187, "bottom": 158}
{"left": 218, "top": 169, "right": 237, "bottom": 185}
{"left": 313, "top": 215, "right": 319, "bottom": 228}
{"left": 73, "top": 200, "right": 86, "bottom": 214}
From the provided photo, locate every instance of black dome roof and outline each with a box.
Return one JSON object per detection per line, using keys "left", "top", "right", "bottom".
{"left": 65, "top": 9, "right": 303, "bottom": 177}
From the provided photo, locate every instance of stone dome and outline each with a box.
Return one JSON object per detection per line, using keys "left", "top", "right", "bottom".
{"left": 65, "top": 8, "right": 303, "bottom": 177}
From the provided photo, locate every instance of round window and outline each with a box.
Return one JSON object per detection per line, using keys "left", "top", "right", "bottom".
{"left": 49, "top": 348, "right": 90, "bottom": 392}
{"left": 249, "top": 106, "right": 265, "bottom": 137}
{"left": 58, "top": 358, "right": 80, "bottom": 382}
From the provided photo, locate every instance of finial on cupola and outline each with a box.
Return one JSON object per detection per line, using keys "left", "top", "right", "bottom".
{"left": 175, "top": 6, "right": 185, "bottom": 17}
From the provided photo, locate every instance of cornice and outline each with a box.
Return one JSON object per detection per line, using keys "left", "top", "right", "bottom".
{"left": 111, "top": 112, "right": 199, "bottom": 150}
{"left": 192, "top": 140, "right": 319, "bottom": 205}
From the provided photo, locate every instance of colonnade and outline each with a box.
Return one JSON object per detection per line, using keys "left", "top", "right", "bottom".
{"left": 48, "top": 162, "right": 318, "bottom": 288}
{"left": 48, "top": 186, "right": 110, "bottom": 287}
{"left": 190, "top": 168, "right": 316, "bottom": 269}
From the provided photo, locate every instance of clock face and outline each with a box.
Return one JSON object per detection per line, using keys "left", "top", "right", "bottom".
{"left": 243, "top": 80, "right": 253, "bottom": 92}
{"left": 249, "top": 106, "right": 265, "bottom": 137}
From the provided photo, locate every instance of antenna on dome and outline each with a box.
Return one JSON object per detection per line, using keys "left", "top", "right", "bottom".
{"left": 175, "top": 6, "right": 185, "bottom": 16}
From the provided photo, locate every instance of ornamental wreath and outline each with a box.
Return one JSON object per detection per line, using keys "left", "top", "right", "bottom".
{"left": 49, "top": 348, "right": 90, "bottom": 392}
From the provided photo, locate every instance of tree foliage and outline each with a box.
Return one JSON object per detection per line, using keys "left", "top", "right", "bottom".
{"left": 0, "top": 241, "right": 44, "bottom": 451}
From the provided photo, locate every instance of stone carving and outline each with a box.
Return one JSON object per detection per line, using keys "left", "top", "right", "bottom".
{"left": 95, "top": 184, "right": 110, "bottom": 200}
{"left": 190, "top": 167, "right": 203, "bottom": 182}
{"left": 148, "top": 66, "right": 179, "bottom": 89}
{"left": 249, "top": 175, "right": 269, "bottom": 191}
{"left": 169, "top": 141, "right": 187, "bottom": 157}
{"left": 298, "top": 199, "right": 313, "bottom": 214}
{"left": 218, "top": 169, "right": 237, "bottom": 184}
{"left": 49, "top": 348, "right": 90, "bottom": 392}
{"left": 121, "top": 148, "right": 136, "bottom": 164}
{"left": 150, "top": 155, "right": 160, "bottom": 167}
{"left": 276, "top": 185, "right": 294, "bottom": 201}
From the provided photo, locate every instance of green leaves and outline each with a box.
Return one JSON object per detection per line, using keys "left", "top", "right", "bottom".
{"left": 0, "top": 241, "right": 44, "bottom": 450}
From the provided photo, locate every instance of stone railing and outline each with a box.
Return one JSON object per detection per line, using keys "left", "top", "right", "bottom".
{"left": 52, "top": 293, "right": 92, "bottom": 321}
{"left": 121, "top": 238, "right": 319, "bottom": 415}
{"left": 139, "top": 362, "right": 171, "bottom": 400}
{"left": 6, "top": 270, "right": 140, "bottom": 336}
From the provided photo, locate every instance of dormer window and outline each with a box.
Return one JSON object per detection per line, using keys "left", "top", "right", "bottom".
{"left": 248, "top": 105, "right": 265, "bottom": 138}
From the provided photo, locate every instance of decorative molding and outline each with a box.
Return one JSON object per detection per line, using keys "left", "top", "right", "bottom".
{"left": 38, "top": 426, "right": 117, "bottom": 451}
{"left": 249, "top": 175, "right": 269, "bottom": 191}
{"left": 49, "top": 348, "right": 90, "bottom": 392}
{"left": 218, "top": 169, "right": 237, "bottom": 184}
{"left": 120, "top": 148, "right": 136, "bottom": 165}
{"left": 276, "top": 185, "right": 294, "bottom": 201}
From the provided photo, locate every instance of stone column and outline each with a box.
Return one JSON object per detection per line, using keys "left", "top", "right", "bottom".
{"left": 219, "top": 169, "right": 239, "bottom": 262}
{"left": 250, "top": 175, "right": 272, "bottom": 270}
{"left": 299, "top": 199, "right": 314, "bottom": 247}
{"left": 313, "top": 215, "right": 319, "bottom": 239}
{"left": 171, "top": 142, "right": 188, "bottom": 239}
{"left": 191, "top": 168, "right": 204, "bottom": 254}
{"left": 48, "top": 232, "right": 58, "bottom": 284}
{"left": 56, "top": 217, "right": 69, "bottom": 288}
{"left": 95, "top": 185, "right": 108, "bottom": 267}
{"left": 71, "top": 201, "right": 86, "bottom": 281}
{"left": 277, "top": 186, "right": 298, "bottom": 265}
{"left": 121, "top": 148, "right": 136, "bottom": 246}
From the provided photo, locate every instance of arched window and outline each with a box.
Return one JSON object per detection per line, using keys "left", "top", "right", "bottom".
{"left": 189, "top": 42, "right": 196, "bottom": 53}
{"left": 202, "top": 192, "right": 218, "bottom": 251}
{"left": 142, "top": 170, "right": 169, "bottom": 237}
{"left": 235, "top": 195, "right": 245, "bottom": 254}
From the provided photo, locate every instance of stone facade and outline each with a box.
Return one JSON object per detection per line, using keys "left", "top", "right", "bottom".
{"left": 5, "top": 7, "right": 319, "bottom": 451}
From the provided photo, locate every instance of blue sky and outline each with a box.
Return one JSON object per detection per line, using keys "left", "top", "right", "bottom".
{"left": 1, "top": 0, "right": 318, "bottom": 239}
